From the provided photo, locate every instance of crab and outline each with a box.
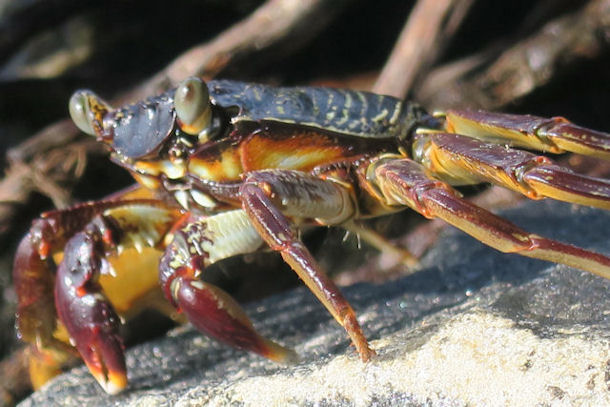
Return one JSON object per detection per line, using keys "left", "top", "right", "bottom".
{"left": 13, "top": 77, "right": 610, "bottom": 394}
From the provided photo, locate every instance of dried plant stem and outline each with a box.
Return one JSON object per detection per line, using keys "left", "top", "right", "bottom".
{"left": 130, "top": 0, "right": 350, "bottom": 101}
{"left": 418, "top": 0, "right": 610, "bottom": 109}
{"left": 372, "top": 0, "right": 475, "bottom": 98}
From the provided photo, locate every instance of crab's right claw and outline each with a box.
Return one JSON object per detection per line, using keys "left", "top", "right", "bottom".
{"left": 168, "top": 269, "right": 297, "bottom": 364}
{"left": 54, "top": 230, "right": 127, "bottom": 394}
{"left": 160, "top": 247, "right": 297, "bottom": 364}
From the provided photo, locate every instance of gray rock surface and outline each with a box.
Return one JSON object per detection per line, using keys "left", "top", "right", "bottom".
{"left": 20, "top": 199, "right": 610, "bottom": 406}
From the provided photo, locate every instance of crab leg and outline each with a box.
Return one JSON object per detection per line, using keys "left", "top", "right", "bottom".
{"left": 415, "top": 132, "right": 610, "bottom": 209}
{"left": 159, "top": 210, "right": 296, "bottom": 363}
{"left": 54, "top": 202, "right": 179, "bottom": 394}
{"left": 368, "top": 157, "right": 610, "bottom": 280}
{"left": 446, "top": 110, "right": 610, "bottom": 159}
{"left": 239, "top": 170, "right": 375, "bottom": 361}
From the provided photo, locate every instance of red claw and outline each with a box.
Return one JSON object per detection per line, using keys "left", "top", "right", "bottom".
{"left": 175, "top": 276, "right": 297, "bottom": 363}
{"left": 54, "top": 229, "right": 127, "bottom": 394}
{"left": 160, "top": 254, "right": 297, "bottom": 364}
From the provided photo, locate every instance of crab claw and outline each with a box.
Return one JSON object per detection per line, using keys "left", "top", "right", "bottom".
{"left": 54, "top": 230, "right": 127, "bottom": 394}
{"left": 162, "top": 261, "right": 297, "bottom": 364}
{"left": 178, "top": 274, "right": 297, "bottom": 363}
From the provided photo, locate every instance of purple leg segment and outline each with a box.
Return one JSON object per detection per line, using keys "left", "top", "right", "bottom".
{"left": 369, "top": 157, "right": 610, "bottom": 280}
{"left": 239, "top": 170, "right": 375, "bottom": 361}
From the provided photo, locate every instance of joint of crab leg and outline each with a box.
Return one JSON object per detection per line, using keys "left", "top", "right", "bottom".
{"left": 240, "top": 170, "right": 356, "bottom": 226}
{"left": 534, "top": 118, "right": 610, "bottom": 159}
{"left": 518, "top": 236, "right": 610, "bottom": 280}
{"left": 371, "top": 158, "right": 610, "bottom": 280}
{"left": 520, "top": 164, "right": 610, "bottom": 209}
{"left": 54, "top": 227, "right": 126, "bottom": 394}
{"left": 239, "top": 178, "right": 375, "bottom": 361}
{"left": 445, "top": 110, "right": 610, "bottom": 159}
{"left": 418, "top": 133, "right": 610, "bottom": 209}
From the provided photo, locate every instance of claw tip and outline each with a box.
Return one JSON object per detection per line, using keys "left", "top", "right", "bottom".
{"left": 93, "top": 370, "right": 127, "bottom": 395}
{"left": 260, "top": 338, "right": 299, "bottom": 365}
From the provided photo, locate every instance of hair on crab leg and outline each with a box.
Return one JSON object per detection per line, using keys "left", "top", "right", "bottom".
{"left": 369, "top": 158, "right": 610, "bottom": 280}
{"left": 342, "top": 220, "right": 419, "bottom": 269}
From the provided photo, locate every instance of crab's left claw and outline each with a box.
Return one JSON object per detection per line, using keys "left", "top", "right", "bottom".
{"left": 55, "top": 229, "right": 127, "bottom": 394}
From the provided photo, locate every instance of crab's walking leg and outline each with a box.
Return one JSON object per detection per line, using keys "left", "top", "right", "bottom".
{"left": 446, "top": 110, "right": 610, "bottom": 159}
{"left": 159, "top": 210, "right": 296, "bottom": 363}
{"left": 415, "top": 132, "right": 610, "bottom": 209}
{"left": 368, "top": 158, "right": 610, "bottom": 280}
{"left": 53, "top": 202, "right": 179, "bottom": 394}
{"left": 239, "top": 170, "right": 375, "bottom": 361}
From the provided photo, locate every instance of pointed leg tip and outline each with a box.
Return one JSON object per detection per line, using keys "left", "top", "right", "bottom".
{"left": 359, "top": 345, "right": 376, "bottom": 363}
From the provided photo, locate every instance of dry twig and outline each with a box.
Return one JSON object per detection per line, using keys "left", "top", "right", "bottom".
{"left": 372, "top": 0, "right": 475, "bottom": 98}
{"left": 417, "top": 0, "right": 610, "bottom": 109}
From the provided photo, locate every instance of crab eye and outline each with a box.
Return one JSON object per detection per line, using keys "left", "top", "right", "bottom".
{"left": 69, "top": 90, "right": 96, "bottom": 135}
{"left": 174, "top": 77, "right": 212, "bottom": 137}
{"left": 69, "top": 90, "right": 112, "bottom": 137}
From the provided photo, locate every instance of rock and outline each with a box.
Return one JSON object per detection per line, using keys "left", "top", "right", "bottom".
{"left": 19, "top": 199, "right": 610, "bottom": 406}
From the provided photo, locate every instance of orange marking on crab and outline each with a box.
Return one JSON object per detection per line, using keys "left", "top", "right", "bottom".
{"left": 188, "top": 145, "right": 243, "bottom": 182}
{"left": 37, "top": 240, "right": 51, "bottom": 259}
{"left": 130, "top": 173, "right": 161, "bottom": 191}
{"left": 240, "top": 131, "right": 347, "bottom": 172}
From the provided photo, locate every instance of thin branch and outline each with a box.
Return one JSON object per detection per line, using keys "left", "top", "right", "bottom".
{"left": 129, "top": 0, "right": 351, "bottom": 101}
{"left": 417, "top": 0, "right": 610, "bottom": 109}
{"left": 372, "top": 0, "right": 475, "bottom": 98}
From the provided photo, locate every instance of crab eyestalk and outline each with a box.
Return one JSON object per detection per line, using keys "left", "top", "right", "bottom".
{"left": 174, "top": 77, "right": 213, "bottom": 142}
{"left": 69, "top": 90, "right": 112, "bottom": 138}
